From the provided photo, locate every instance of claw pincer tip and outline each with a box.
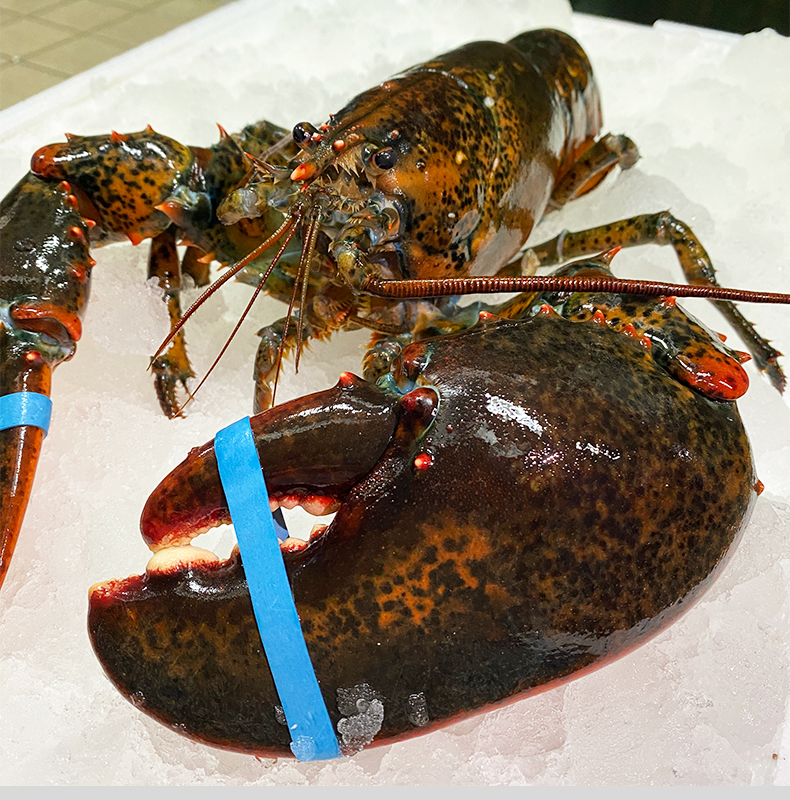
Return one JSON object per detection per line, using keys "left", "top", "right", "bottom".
{"left": 30, "top": 144, "right": 64, "bottom": 179}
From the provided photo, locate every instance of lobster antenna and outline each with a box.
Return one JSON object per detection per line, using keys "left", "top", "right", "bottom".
{"left": 173, "top": 222, "right": 300, "bottom": 416}
{"left": 150, "top": 210, "right": 302, "bottom": 368}
{"left": 294, "top": 205, "right": 323, "bottom": 372}
{"left": 270, "top": 203, "right": 321, "bottom": 405}
{"left": 261, "top": 131, "right": 298, "bottom": 162}
{"left": 361, "top": 274, "right": 790, "bottom": 304}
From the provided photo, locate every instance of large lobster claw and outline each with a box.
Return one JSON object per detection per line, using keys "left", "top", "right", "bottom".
{"left": 1, "top": 175, "right": 92, "bottom": 589}
{"left": 89, "top": 314, "right": 757, "bottom": 757}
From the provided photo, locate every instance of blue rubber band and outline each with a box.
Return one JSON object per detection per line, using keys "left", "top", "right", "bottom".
{"left": 214, "top": 416, "right": 341, "bottom": 762}
{"left": 271, "top": 507, "right": 290, "bottom": 542}
{"left": 0, "top": 392, "right": 52, "bottom": 436}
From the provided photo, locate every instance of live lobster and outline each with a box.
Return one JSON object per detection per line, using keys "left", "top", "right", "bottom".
{"left": 0, "top": 28, "right": 787, "bottom": 758}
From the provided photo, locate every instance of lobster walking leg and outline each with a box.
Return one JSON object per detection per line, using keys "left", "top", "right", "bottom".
{"left": 546, "top": 133, "right": 640, "bottom": 211}
{"left": 523, "top": 211, "right": 785, "bottom": 390}
{"left": 147, "top": 228, "right": 194, "bottom": 417}
{"left": 253, "top": 316, "right": 319, "bottom": 413}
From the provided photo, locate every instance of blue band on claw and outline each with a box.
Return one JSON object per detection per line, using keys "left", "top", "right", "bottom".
{"left": 214, "top": 416, "right": 341, "bottom": 762}
{"left": 0, "top": 392, "right": 52, "bottom": 436}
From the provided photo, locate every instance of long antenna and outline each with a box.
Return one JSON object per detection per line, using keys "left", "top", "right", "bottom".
{"left": 361, "top": 274, "right": 790, "bottom": 304}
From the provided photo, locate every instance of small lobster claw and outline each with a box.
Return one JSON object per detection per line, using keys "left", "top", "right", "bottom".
{"left": 1, "top": 175, "right": 91, "bottom": 590}
{"left": 89, "top": 314, "right": 757, "bottom": 756}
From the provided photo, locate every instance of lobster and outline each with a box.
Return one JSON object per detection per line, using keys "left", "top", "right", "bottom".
{"left": 0, "top": 18, "right": 789, "bottom": 766}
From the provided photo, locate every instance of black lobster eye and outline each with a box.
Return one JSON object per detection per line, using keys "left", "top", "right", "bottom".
{"left": 292, "top": 122, "right": 317, "bottom": 147}
{"left": 372, "top": 147, "right": 397, "bottom": 170}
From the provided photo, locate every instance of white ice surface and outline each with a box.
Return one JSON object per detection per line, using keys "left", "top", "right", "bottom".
{"left": 0, "top": 0, "right": 788, "bottom": 786}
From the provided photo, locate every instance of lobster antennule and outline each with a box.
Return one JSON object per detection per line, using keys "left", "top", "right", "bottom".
{"left": 268, "top": 201, "right": 323, "bottom": 407}
{"left": 294, "top": 204, "right": 324, "bottom": 372}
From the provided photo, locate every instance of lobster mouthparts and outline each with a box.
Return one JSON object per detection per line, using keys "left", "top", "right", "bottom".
{"left": 88, "top": 315, "right": 757, "bottom": 757}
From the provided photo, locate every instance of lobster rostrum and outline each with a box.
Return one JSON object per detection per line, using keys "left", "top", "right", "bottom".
{"left": 2, "top": 29, "right": 789, "bottom": 596}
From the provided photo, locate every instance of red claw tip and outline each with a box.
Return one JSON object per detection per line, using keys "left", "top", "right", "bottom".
{"left": 414, "top": 453, "right": 433, "bottom": 470}
{"left": 145, "top": 124, "right": 155, "bottom": 133}
{"left": 662, "top": 296, "right": 678, "bottom": 308}
{"left": 754, "top": 479, "right": 765, "bottom": 495}
{"left": 338, "top": 372, "right": 355, "bottom": 389}
{"left": 537, "top": 303, "right": 558, "bottom": 317}
{"left": 734, "top": 350, "right": 752, "bottom": 364}
{"left": 675, "top": 351, "right": 750, "bottom": 401}
{"left": 31, "top": 145, "right": 62, "bottom": 178}
{"left": 25, "top": 350, "right": 43, "bottom": 363}
{"left": 290, "top": 162, "right": 316, "bottom": 182}
{"left": 127, "top": 231, "right": 144, "bottom": 246}
{"left": 57, "top": 180, "right": 71, "bottom": 193}
{"left": 622, "top": 322, "right": 638, "bottom": 339}
{"left": 477, "top": 311, "right": 498, "bottom": 323}
{"left": 601, "top": 246, "right": 622, "bottom": 264}
{"left": 110, "top": 130, "right": 127, "bottom": 144}
{"left": 592, "top": 309, "right": 608, "bottom": 327}
{"left": 69, "top": 225, "right": 85, "bottom": 242}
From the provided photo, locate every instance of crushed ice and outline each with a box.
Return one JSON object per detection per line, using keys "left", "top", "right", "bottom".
{"left": 336, "top": 683, "right": 386, "bottom": 755}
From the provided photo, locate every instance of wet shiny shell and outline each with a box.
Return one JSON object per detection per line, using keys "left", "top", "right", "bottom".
{"left": 89, "top": 314, "right": 755, "bottom": 755}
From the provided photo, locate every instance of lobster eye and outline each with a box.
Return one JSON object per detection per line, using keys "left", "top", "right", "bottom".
{"left": 372, "top": 147, "right": 397, "bottom": 170}
{"left": 292, "top": 122, "right": 317, "bottom": 147}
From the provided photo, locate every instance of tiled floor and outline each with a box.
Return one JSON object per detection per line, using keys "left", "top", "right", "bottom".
{"left": 0, "top": 0, "right": 234, "bottom": 110}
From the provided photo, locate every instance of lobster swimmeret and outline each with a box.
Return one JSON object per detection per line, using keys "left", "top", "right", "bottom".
{"left": 0, "top": 28, "right": 784, "bottom": 755}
